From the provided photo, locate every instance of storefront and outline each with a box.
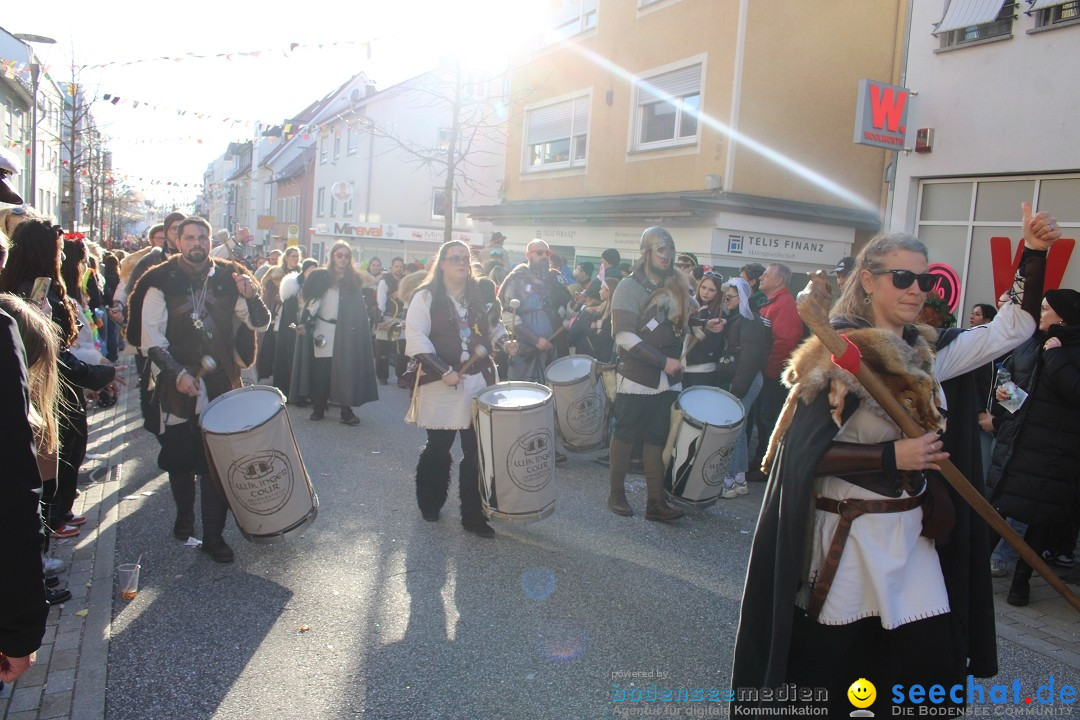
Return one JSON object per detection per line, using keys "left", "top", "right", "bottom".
{"left": 310, "top": 221, "right": 483, "bottom": 267}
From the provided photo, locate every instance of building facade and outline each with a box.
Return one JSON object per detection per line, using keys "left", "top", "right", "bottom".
{"left": 464, "top": 0, "right": 907, "bottom": 279}
{"left": 888, "top": 0, "right": 1080, "bottom": 323}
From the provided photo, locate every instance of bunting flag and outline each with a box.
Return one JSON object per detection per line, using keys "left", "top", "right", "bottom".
{"left": 98, "top": 92, "right": 258, "bottom": 125}
{"left": 79, "top": 38, "right": 378, "bottom": 70}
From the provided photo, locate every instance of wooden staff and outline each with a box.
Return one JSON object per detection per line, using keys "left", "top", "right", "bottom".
{"left": 797, "top": 271, "right": 1080, "bottom": 615}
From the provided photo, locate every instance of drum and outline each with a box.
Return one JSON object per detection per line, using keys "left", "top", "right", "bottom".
{"left": 200, "top": 385, "right": 318, "bottom": 543}
{"left": 473, "top": 382, "right": 556, "bottom": 523}
{"left": 545, "top": 354, "right": 609, "bottom": 452}
{"left": 664, "top": 386, "right": 745, "bottom": 508}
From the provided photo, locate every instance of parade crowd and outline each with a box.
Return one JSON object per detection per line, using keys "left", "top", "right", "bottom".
{"left": 2, "top": 150, "right": 1078, "bottom": 715}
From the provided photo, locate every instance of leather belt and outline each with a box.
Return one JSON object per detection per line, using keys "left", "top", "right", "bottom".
{"left": 806, "top": 494, "right": 924, "bottom": 621}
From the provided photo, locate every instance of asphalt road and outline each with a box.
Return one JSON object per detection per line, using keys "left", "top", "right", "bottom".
{"left": 104, "top": 381, "right": 1078, "bottom": 719}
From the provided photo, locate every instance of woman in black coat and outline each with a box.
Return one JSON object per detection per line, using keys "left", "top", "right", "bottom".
{"left": 714, "top": 277, "right": 771, "bottom": 494}
{"left": 683, "top": 272, "right": 727, "bottom": 386}
{"left": 987, "top": 288, "right": 1080, "bottom": 606}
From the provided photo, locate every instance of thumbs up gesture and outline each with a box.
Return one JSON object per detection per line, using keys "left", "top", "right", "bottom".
{"left": 1022, "top": 201, "right": 1060, "bottom": 252}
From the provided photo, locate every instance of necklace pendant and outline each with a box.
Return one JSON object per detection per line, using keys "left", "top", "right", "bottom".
{"left": 192, "top": 313, "right": 204, "bottom": 330}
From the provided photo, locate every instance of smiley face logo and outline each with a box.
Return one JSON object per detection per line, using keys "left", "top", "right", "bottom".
{"left": 847, "top": 677, "right": 876, "bottom": 709}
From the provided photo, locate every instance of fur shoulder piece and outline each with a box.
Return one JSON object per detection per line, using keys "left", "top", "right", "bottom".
{"left": 761, "top": 326, "right": 944, "bottom": 474}
{"left": 280, "top": 272, "right": 301, "bottom": 302}
{"left": 642, "top": 271, "right": 697, "bottom": 328}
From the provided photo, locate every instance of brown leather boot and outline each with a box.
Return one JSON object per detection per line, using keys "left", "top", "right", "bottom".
{"left": 607, "top": 437, "right": 633, "bottom": 516}
{"left": 643, "top": 444, "right": 684, "bottom": 523}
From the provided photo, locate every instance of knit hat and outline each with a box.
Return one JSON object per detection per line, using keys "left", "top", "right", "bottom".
{"left": 578, "top": 261, "right": 595, "bottom": 278}
{"left": 1045, "top": 289, "right": 1080, "bottom": 326}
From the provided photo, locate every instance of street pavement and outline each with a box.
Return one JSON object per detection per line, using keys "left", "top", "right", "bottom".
{"left": 1, "top": 363, "right": 1078, "bottom": 720}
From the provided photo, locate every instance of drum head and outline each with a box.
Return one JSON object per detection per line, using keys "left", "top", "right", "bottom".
{"left": 545, "top": 355, "right": 593, "bottom": 384}
{"left": 677, "top": 386, "right": 743, "bottom": 427}
{"left": 201, "top": 385, "right": 285, "bottom": 434}
{"left": 477, "top": 382, "right": 551, "bottom": 410}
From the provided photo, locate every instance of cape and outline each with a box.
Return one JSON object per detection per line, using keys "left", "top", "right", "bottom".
{"left": 328, "top": 283, "right": 379, "bottom": 408}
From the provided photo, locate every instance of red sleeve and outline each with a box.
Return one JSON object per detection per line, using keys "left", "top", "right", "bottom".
{"left": 763, "top": 294, "right": 803, "bottom": 378}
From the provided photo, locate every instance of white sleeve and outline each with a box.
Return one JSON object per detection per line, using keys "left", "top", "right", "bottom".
{"left": 140, "top": 288, "right": 170, "bottom": 353}
{"left": 234, "top": 295, "right": 271, "bottom": 332}
{"left": 615, "top": 330, "right": 644, "bottom": 352}
{"left": 377, "top": 280, "right": 388, "bottom": 314}
{"left": 935, "top": 302, "right": 1035, "bottom": 382}
{"left": 404, "top": 289, "right": 437, "bottom": 357}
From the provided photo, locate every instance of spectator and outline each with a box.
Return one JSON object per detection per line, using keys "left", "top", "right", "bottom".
{"left": 683, "top": 272, "right": 727, "bottom": 387}
{"left": 739, "top": 262, "right": 767, "bottom": 310}
{"left": 830, "top": 256, "right": 855, "bottom": 290}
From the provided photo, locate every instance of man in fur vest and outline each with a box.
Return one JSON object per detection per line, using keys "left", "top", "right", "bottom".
{"left": 126, "top": 216, "right": 270, "bottom": 563}
{"left": 498, "top": 239, "right": 572, "bottom": 383}
{"left": 607, "top": 227, "right": 720, "bottom": 522}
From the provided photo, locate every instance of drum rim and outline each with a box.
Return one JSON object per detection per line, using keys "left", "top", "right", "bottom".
{"left": 544, "top": 354, "right": 597, "bottom": 386}
{"left": 475, "top": 381, "right": 553, "bottom": 411}
{"left": 199, "top": 384, "right": 287, "bottom": 434}
{"left": 675, "top": 386, "right": 745, "bottom": 431}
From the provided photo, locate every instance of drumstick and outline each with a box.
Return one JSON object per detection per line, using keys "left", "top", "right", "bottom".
{"left": 193, "top": 356, "right": 217, "bottom": 380}
{"left": 458, "top": 346, "right": 489, "bottom": 376}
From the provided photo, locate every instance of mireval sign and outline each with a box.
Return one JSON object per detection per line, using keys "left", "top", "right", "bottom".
{"left": 853, "top": 79, "right": 910, "bottom": 150}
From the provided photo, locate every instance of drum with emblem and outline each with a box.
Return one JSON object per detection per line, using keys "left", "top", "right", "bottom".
{"left": 545, "top": 354, "right": 609, "bottom": 452}
{"left": 664, "top": 386, "right": 745, "bottom": 508}
{"left": 473, "top": 382, "right": 556, "bottom": 523}
{"left": 200, "top": 385, "right": 318, "bottom": 542}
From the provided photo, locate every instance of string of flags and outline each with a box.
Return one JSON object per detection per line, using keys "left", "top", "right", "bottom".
{"left": 98, "top": 93, "right": 257, "bottom": 125}
{"left": 78, "top": 39, "right": 377, "bottom": 70}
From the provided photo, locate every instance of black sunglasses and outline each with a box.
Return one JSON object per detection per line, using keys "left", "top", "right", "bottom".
{"left": 870, "top": 269, "right": 936, "bottom": 292}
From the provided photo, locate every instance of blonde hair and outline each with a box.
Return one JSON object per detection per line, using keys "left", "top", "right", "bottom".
{"left": 831, "top": 232, "right": 929, "bottom": 326}
{"left": 0, "top": 293, "right": 62, "bottom": 454}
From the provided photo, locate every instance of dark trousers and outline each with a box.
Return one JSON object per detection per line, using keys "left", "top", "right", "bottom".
{"left": 785, "top": 609, "right": 963, "bottom": 717}
{"left": 168, "top": 472, "right": 230, "bottom": 540}
{"left": 751, "top": 376, "right": 786, "bottom": 469}
{"left": 311, "top": 356, "right": 333, "bottom": 413}
{"left": 415, "top": 427, "right": 483, "bottom": 523}
{"left": 375, "top": 339, "right": 404, "bottom": 382}
{"left": 56, "top": 401, "right": 88, "bottom": 522}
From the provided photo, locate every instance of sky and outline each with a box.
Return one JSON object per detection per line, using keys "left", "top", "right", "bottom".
{"left": 7, "top": 0, "right": 547, "bottom": 206}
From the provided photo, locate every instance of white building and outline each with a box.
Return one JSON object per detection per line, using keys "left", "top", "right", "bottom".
{"left": 308, "top": 64, "right": 504, "bottom": 266}
{"left": 889, "top": 0, "right": 1080, "bottom": 323}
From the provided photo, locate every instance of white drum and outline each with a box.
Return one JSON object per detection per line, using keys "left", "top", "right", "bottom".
{"left": 200, "top": 385, "right": 318, "bottom": 543}
{"left": 665, "top": 386, "right": 745, "bottom": 508}
{"left": 473, "top": 382, "right": 556, "bottom": 523}
{"left": 545, "top": 354, "right": 609, "bottom": 452}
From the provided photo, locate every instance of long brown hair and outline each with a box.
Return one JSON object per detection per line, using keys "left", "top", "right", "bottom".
{"left": 695, "top": 273, "right": 724, "bottom": 318}
{"left": 325, "top": 241, "right": 364, "bottom": 293}
{"left": 0, "top": 293, "right": 62, "bottom": 454}
{"left": 418, "top": 240, "right": 481, "bottom": 312}
{"left": 0, "top": 219, "right": 78, "bottom": 346}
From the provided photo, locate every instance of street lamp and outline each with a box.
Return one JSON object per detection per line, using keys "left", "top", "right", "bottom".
{"left": 14, "top": 33, "right": 57, "bottom": 209}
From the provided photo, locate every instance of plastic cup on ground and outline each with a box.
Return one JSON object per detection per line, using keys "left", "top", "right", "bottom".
{"left": 118, "top": 563, "right": 141, "bottom": 600}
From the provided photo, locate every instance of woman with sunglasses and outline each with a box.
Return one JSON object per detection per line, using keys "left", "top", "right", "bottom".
{"left": 682, "top": 272, "right": 728, "bottom": 387}
{"left": 714, "top": 277, "right": 771, "bottom": 497}
{"left": 404, "top": 240, "right": 518, "bottom": 538}
{"left": 733, "top": 205, "right": 1060, "bottom": 717}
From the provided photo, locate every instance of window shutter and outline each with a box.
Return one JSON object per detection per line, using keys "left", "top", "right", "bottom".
{"left": 933, "top": 0, "right": 1009, "bottom": 34}
{"left": 527, "top": 101, "right": 574, "bottom": 145}
{"left": 572, "top": 98, "right": 590, "bottom": 136}
{"left": 638, "top": 64, "right": 702, "bottom": 106}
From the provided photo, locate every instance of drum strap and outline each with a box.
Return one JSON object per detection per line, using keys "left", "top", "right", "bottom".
{"left": 806, "top": 494, "right": 923, "bottom": 621}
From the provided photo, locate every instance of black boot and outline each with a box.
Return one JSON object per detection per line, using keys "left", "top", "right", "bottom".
{"left": 1007, "top": 559, "right": 1033, "bottom": 606}
{"left": 416, "top": 443, "right": 452, "bottom": 522}
{"left": 606, "top": 436, "right": 633, "bottom": 516}
{"left": 169, "top": 473, "right": 197, "bottom": 540}
{"left": 643, "top": 444, "right": 684, "bottom": 523}
{"left": 458, "top": 442, "right": 493, "bottom": 538}
{"left": 199, "top": 474, "right": 232, "bottom": 562}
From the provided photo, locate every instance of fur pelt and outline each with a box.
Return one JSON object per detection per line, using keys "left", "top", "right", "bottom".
{"left": 279, "top": 271, "right": 301, "bottom": 302}
{"left": 761, "top": 324, "right": 945, "bottom": 474}
{"left": 398, "top": 269, "right": 428, "bottom": 305}
{"left": 642, "top": 268, "right": 697, "bottom": 329}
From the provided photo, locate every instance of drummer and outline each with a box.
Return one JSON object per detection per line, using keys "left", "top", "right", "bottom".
{"left": 405, "top": 240, "right": 518, "bottom": 538}
{"left": 126, "top": 216, "right": 270, "bottom": 563}
{"left": 607, "top": 227, "right": 722, "bottom": 522}
{"left": 498, "top": 239, "right": 572, "bottom": 382}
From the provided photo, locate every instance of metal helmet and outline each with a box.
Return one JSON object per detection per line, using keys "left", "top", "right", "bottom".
{"left": 640, "top": 226, "right": 675, "bottom": 258}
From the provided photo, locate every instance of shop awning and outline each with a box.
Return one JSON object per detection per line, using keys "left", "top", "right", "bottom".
{"left": 933, "top": 0, "right": 1009, "bottom": 34}
{"left": 1027, "top": 0, "right": 1070, "bottom": 11}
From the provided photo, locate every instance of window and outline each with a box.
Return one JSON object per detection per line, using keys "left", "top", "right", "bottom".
{"left": 264, "top": 182, "right": 272, "bottom": 214}
{"left": 1032, "top": 0, "right": 1080, "bottom": 27}
{"left": 437, "top": 127, "right": 453, "bottom": 152}
{"left": 347, "top": 126, "right": 357, "bottom": 154}
{"left": 343, "top": 197, "right": 353, "bottom": 218}
{"left": 334, "top": 130, "right": 342, "bottom": 160}
{"left": 432, "top": 187, "right": 455, "bottom": 220}
{"left": 633, "top": 62, "right": 702, "bottom": 151}
{"left": 319, "top": 136, "right": 328, "bottom": 163}
{"left": 543, "top": 0, "right": 598, "bottom": 45}
{"left": 524, "top": 95, "right": 590, "bottom": 171}
{"left": 317, "top": 187, "right": 325, "bottom": 216}
{"left": 935, "top": 1, "right": 1015, "bottom": 48}
{"left": 330, "top": 195, "right": 336, "bottom": 217}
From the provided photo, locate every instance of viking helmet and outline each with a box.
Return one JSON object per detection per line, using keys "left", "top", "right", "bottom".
{"left": 640, "top": 226, "right": 675, "bottom": 259}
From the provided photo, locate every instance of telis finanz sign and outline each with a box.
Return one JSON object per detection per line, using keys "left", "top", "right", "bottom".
{"left": 853, "top": 79, "right": 911, "bottom": 150}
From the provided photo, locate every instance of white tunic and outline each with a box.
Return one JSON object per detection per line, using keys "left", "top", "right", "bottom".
{"left": 404, "top": 288, "right": 506, "bottom": 430}
{"left": 795, "top": 301, "right": 1034, "bottom": 628}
